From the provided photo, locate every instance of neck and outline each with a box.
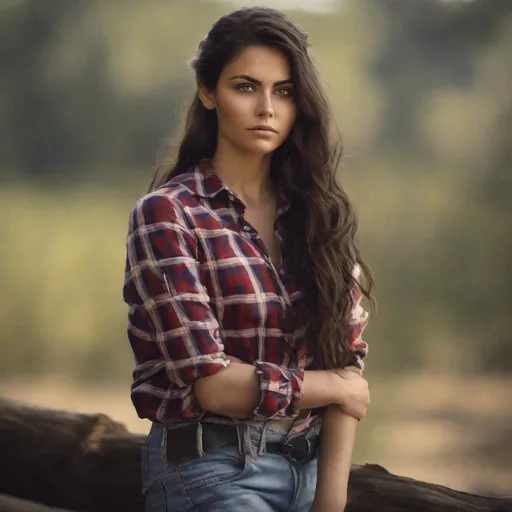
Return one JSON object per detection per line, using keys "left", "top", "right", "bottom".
{"left": 212, "top": 141, "right": 274, "bottom": 205}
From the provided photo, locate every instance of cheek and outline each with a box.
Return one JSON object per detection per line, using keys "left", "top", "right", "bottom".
{"left": 281, "top": 103, "right": 297, "bottom": 134}
{"left": 217, "top": 95, "right": 251, "bottom": 126}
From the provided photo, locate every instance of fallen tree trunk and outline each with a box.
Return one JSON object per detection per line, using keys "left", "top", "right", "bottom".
{"left": 0, "top": 494, "right": 75, "bottom": 512}
{"left": 0, "top": 397, "right": 511, "bottom": 512}
{"left": 0, "top": 397, "right": 144, "bottom": 512}
{"left": 348, "top": 464, "right": 512, "bottom": 512}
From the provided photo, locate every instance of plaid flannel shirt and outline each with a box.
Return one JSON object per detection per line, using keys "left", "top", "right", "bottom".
{"left": 123, "top": 159, "right": 369, "bottom": 435}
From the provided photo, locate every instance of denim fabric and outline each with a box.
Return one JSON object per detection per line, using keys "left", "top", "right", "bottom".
{"left": 142, "top": 422, "right": 318, "bottom": 511}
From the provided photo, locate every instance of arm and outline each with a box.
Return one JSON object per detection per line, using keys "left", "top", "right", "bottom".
{"left": 199, "top": 264, "right": 371, "bottom": 420}
{"left": 124, "top": 192, "right": 228, "bottom": 421}
{"left": 194, "top": 360, "right": 346, "bottom": 419}
{"left": 312, "top": 408, "right": 358, "bottom": 512}
{"left": 312, "top": 266, "right": 370, "bottom": 511}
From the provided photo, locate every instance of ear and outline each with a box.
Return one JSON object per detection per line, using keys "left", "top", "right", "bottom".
{"left": 197, "top": 81, "right": 216, "bottom": 110}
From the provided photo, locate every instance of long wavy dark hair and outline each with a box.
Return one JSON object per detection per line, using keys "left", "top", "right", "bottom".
{"left": 149, "top": 7, "right": 374, "bottom": 370}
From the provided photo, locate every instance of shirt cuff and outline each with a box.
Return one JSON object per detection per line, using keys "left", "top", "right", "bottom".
{"left": 252, "top": 361, "right": 305, "bottom": 421}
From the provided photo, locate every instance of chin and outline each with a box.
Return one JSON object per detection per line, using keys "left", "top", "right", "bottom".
{"left": 243, "top": 140, "right": 280, "bottom": 155}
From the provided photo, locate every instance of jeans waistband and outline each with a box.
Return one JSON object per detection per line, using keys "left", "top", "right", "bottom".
{"left": 150, "top": 421, "right": 320, "bottom": 460}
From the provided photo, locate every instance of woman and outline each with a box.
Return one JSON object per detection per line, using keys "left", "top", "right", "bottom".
{"left": 123, "top": 7, "right": 373, "bottom": 511}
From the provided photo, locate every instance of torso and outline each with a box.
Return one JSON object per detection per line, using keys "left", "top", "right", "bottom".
{"left": 129, "top": 163, "right": 315, "bottom": 433}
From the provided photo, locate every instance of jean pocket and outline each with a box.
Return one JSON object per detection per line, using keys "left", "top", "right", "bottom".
{"left": 174, "top": 441, "right": 250, "bottom": 492}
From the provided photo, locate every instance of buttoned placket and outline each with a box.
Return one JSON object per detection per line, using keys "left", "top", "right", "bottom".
{"left": 226, "top": 190, "right": 294, "bottom": 336}
{"left": 224, "top": 187, "right": 306, "bottom": 439}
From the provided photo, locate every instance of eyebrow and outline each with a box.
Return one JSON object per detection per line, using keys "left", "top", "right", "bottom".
{"left": 228, "top": 74, "right": 293, "bottom": 87}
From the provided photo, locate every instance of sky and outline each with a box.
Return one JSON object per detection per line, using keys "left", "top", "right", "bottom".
{"left": 221, "top": 0, "right": 340, "bottom": 13}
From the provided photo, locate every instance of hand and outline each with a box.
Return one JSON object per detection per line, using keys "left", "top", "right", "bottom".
{"left": 332, "top": 366, "right": 370, "bottom": 420}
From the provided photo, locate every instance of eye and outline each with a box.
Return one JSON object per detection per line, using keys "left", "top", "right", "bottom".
{"left": 275, "top": 87, "right": 293, "bottom": 97}
{"left": 236, "top": 83, "right": 255, "bottom": 93}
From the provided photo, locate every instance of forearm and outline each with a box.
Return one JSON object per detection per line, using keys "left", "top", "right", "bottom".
{"left": 313, "top": 406, "right": 358, "bottom": 510}
{"left": 193, "top": 361, "right": 339, "bottom": 419}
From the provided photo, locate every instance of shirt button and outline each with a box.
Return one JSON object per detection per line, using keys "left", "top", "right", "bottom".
{"left": 243, "top": 225, "right": 251, "bottom": 232}
{"left": 228, "top": 193, "right": 235, "bottom": 202}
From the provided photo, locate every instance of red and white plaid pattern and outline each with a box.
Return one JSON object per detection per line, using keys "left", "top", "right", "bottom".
{"left": 123, "top": 159, "right": 369, "bottom": 435}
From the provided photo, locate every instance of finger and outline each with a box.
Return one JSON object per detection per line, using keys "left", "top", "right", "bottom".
{"left": 345, "top": 366, "right": 363, "bottom": 376}
{"left": 346, "top": 410, "right": 364, "bottom": 421}
{"left": 337, "top": 404, "right": 363, "bottom": 421}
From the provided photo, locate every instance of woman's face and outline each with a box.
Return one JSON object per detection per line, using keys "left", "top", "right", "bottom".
{"left": 199, "top": 45, "right": 297, "bottom": 156}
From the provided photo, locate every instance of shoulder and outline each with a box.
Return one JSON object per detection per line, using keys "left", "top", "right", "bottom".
{"left": 130, "top": 189, "right": 185, "bottom": 222}
{"left": 159, "top": 171, "right": 201, "bottom": 205}
{"left": 130, "top": 176, "right": 201, "bottom": 227}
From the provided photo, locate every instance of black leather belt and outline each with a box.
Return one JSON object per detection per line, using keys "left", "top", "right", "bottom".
{"left": 163, "top": 423, "right": 320, "bottom": 464}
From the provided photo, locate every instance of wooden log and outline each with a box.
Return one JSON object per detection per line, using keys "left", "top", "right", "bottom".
{"left": 0, "top": 397, "right": 511, "bottom": 512}
{"left": 0, "top": 494, "right": 75, "bottom": 512}
{"left": 0, "top": 397, "right": 144, "bottom": 512}
{"left": 347, "top": 464, "right": 512, "bottom": 512}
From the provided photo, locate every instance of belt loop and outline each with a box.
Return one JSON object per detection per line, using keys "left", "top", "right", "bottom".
{"left": 195, "top": 422, "right": 205, "bottom": 458}
{"left": 236, "top": 425, "right": 244, "bottom": 455}
{"left": 160, "top": 425, "right": 168, "bottom": 462}
{"left": 242, "top": 424, "right": 254, "bottom": 458}
{"left": 257, "top": 424, "right": 268, "bottom": 456}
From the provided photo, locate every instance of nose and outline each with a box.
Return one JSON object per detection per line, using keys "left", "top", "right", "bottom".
{"left": 257, "top": 92, "right": 274, "bottom": 118}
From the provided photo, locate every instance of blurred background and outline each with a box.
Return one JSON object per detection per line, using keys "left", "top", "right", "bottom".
{"left": 1, "top": 0, "right": 511, "bottom": 497}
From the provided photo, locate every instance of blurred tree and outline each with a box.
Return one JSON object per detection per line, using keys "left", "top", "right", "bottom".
{"left": 0, "top": 1, "right": 103, "bottom": 178}
{"left": 0, "top": 0, "right": 228, "bottom": 181}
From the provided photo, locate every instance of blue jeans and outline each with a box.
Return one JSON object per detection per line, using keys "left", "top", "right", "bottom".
{"left": 142, "top": 422, "right": 318, "bottom": 511}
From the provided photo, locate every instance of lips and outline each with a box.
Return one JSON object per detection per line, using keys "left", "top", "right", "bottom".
{"left": 249, "top": 125, "right": 277, "bottom": 133}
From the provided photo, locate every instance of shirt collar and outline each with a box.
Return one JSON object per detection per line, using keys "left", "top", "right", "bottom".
{"left": 181, "top": 158, "right": 291, "bottom": 215}
{"left": 183, "top": 159, "right": 228, "bottom": 199}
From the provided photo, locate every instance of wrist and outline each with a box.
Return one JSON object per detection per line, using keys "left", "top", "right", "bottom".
{"left": 329, "top": 370, "right": 346, "bottom": 405}
{"left": 312, "top": 494, "right": 347, "bottom": 512}
{"left": 312, "top": 477, "right": 348, "bottom": 511}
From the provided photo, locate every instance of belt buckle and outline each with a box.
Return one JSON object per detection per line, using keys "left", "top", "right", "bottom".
{"left": 281, "top": 436, "right": 311, "bottom": 463}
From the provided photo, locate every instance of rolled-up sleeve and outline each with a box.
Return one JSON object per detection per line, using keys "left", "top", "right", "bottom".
{"left": 252, "top": 362, "right": 305, "bottom": 421}
{"left": 252, "top": 265, "right": 369, "bottom": 420}
{"left": 123, "top": 192, "right": 228, "bottom": 422}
